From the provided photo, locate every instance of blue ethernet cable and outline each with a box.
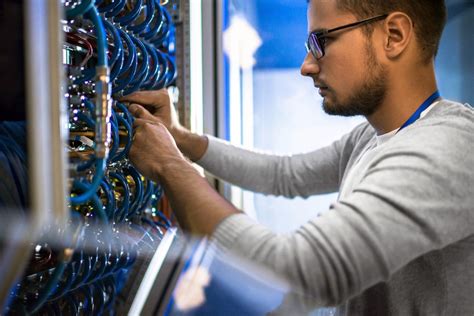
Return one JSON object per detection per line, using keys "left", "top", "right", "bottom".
{"left": 122, "top": 36, "right": 150, "bottom": 95}
{"left": 64, "top": 293, "right": 79, "bottom": 313}
{"left": 131, "top": 35, "right": 151, "bottom": 83}
{"left": 116, "top": 0, "right": 143, "bottom": 26}
{"left": 70, "top": 175, "right": 106, "bottom": 219}
{"left": 95, "top": 251, "right": 112, "bottom": 281}
{"left": 113, "top": 30, "right": 138, "bottom": 94}
{"left": 111, "top": 115, "right": 132, "bottom": 162}
{"left": 73, "top": 5, "right": 110, "bottom": 208}
{"left": 71, "top": 3, "right": 109, "bottom": 83}
{"left": 153, "top": 182, "right": 164, "bottom": 201}
{"left": 125, "top": 166, "right": 144, "bottom": 218}
{"left": 0, "top": 121, "right": 27, "bottom": 149}
{"left": 129, "top": 0, "right": 155, "bottom": 35}
{"left": 69, "top": 252, "right": 91, "bottom": 290}
{"left": 104, "top": 19, "right": 124, "bottom": 82}
{"left": 49, "top": 263, "right": 75, "bottom": 301}
{"left": 85, "top": 283, "right": 105, "bottom": 315}
{"left": 152, "top": 51, "right": 169, "bottom": 90}
{"left": 124, "top": 243, "right": 138, "bottom": 268}
{"left": 153, "top": 209, "right": 172, "bottom": 229}
{"left": 75, "top": 111, "right": 95, "bottom": 128}
{"left": 85, "top": 252, "right": 107, "bottom": 285}
{"left": 138, "top": 180, "right": 154, "bottom": 212}
{"left": 146, "top": 54, "right": 163, "bottom": 89}
{"left": 150, "top": 7, "right": 172, "bottom": 45}
{"left": 116, "top": 27, "right": 136, "bottom": 78}
{"left": 84, "top": 6, "right": 107, "bottom": 67}
{"left": 79, "top": 285, "right": 94, "bottom": 314}
{"left": 71, "top": 259, "right": 86, "bottom": 291}
{"left": 71, "top": 179, "right": 108, "bottom": 223}
{"left": 109, "top": 172, "right": 131, "bottom": 222}
{"left": 141, "top": 44, "right": 161, "bottom": 90}
{"left": 143, "top": 0, "right": 164, "bottom": 40}
{"left": 109, "top": 119, "right": 120, "bottom": 162}
{"left": 100, "top": 179, "right": 117, "bottom": 220}
{"left": 27, "top": 261, "right": 67, "bottom": 314}
{"left": 98, "top": 244, "right": 114, "bottom": 277}
{"left": 164, "top": 54, "right": 178, "bottom": 86}
{"left": 102, "top": 277, "right": 117, "bottom": 310}
{"left": 83, "top": 98, "right": 95, "bottom": 115}
{"left": 103, "top": 242, "right": 120, "bottom": 275}
{"left": 0, "top": 136, "right": 28, "bottom": 208}
{"left": 115, "top": 102, "right": 134, "bottom": 127}
{"left": 98, "top": 0, "right": 123, "bottom": 14}
{"left": 77, "top": 256, "right": 94, "bottom": 290}
{"left": 113, "top": 244, "right": 130, "bottom": 271}
{"left": 105, "top": 0, "right": 127, "bottom": 18}
{"left": 73, "top": 110, "right": 95, "bottom": 172}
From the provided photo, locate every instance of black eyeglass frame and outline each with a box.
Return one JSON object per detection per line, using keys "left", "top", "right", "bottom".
{"left": 305, "top": 14, "right": 389, "bottom": 60}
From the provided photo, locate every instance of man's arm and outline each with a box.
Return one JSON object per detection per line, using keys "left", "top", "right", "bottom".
{"left": 157, "top": 157, "right": 240, "bottom": 235}
{"left": 129, "top": 119, "right": 239, "bottom": 235}
{"left": 123, "top": 89, "right": 348, "bottom": 198}
{"left": 211, "top": 133, "right": 474, "bottom": 306}
{"left": 130, "top": 114, "right": 474, "bottom": 305}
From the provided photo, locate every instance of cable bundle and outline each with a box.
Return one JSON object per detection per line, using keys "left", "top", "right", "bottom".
{"left": 66, "top": 0, "right": 177, "bottom": 98}
{"left": 2, "top": 0, "right": 177, "bottom": 314}
{"left": 0, "top": 122, "right": 28, "bottom": 212}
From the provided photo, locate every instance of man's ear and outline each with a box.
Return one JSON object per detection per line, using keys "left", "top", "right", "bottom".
{"left": 382, "top": 12, "right": 414, "bottom": 59}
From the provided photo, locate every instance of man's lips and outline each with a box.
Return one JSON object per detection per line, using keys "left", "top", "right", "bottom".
{"left": 315, "top": 84, "right": 329, "bottom": 96}
{"left": 314, "top": 82, "right": 328, "bottom": 89}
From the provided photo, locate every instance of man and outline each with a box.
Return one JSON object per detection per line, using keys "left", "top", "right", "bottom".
{"left": 122, "top": 0, "right": 474, "bottom": 314}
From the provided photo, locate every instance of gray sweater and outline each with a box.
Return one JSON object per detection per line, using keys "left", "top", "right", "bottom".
{"left": 197, "top": 100, "right": 474, "bottom": 316}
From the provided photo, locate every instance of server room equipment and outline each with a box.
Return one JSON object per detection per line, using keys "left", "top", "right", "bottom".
{"left": 0, "top": 0, "right": 191, "bottom": 314}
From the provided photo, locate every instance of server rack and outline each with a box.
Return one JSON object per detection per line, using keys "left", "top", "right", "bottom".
{"left": 0, "top": 0, "right": 199, "bottom": 314}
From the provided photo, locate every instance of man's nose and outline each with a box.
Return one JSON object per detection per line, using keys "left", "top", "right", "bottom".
{"left": 300, "top": 52, "right": 321, "bottom": 77}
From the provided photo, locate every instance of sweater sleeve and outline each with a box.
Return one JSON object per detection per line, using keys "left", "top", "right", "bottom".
{"left": 211, "top": 122, "right": 474, "bottom": 306}
{"left": 196, "top": 124, "right": 372, "bottom": 198}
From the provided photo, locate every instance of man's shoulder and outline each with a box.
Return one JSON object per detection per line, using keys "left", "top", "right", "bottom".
{"left": 416, "top": 99, "right": 474, "bottom": 136}
{"left": 428, "top": 99, "right": 474, "bottom": 123}
{"left": 385, "top": 99, "right": 474, "bottom": 158}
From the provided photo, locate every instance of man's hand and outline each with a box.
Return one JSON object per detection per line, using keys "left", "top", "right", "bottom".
{"left": 128, "top": 104, "right": 239, "bottom": 237}
{"left": 129, "top": 118, "right": 187, "bottom": 182}
{"left": 123, "top": 89, "right": 209, "bottom": 162}
{"left": 120, "top": 89, "right": 183, "bottom": 139}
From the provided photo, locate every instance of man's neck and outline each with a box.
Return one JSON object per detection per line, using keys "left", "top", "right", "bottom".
{"left": 366, "top": 64, "right": 438, "bottom": 135}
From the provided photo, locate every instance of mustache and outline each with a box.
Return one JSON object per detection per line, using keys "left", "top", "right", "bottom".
{"left": 313, "top": 78, "right": 329, "bottom": 89}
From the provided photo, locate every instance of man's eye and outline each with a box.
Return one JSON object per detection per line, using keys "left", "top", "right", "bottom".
{"left": 323, "top": 37, "right": 333, "bottom": 44}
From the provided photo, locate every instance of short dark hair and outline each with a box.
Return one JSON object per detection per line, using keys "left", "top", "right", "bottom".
{"left": 335, "top": 0, "right": 447, "bottom": 61}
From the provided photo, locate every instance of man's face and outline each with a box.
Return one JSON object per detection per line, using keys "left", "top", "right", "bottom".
{"left": 301, "top": 0, "right": 388, "bottom": 117}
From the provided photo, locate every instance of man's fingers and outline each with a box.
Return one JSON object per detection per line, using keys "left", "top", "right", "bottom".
{"left": 133, "top": 118, "right": 161, "bottom": 128}
{"left": 119, "top": 89, "right": 168, "bottom": 108}
{"left": 132, "top": 119, "right": 154, "bottom": 142}
{"left": 128, "top": 103, "right": 156, "bottom": 120}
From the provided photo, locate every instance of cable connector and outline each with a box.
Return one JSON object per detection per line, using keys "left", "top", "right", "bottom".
{"left": 94, "top": 66, "right": 112, "bottom": 160}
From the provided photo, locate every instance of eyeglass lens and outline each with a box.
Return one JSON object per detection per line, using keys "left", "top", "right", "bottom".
{"left": 309, "top": 33, "right": 324, "bottom": 59}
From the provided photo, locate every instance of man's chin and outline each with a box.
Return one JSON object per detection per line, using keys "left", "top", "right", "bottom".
{"left": 322, "top": 100, "right": 359, "bottom": 117}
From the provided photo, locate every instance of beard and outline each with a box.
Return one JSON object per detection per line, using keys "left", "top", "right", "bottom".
{"left": 322, "top": 41, "right": 388, "bottom": 117}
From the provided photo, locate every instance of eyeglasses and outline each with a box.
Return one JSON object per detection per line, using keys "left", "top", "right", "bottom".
{"left": 305, "top": 14, "right": 389, "bottom": 60}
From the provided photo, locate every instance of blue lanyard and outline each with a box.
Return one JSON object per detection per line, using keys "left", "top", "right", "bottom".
{"left": 398, "top": 90, "right": 440, "bottom": 132}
